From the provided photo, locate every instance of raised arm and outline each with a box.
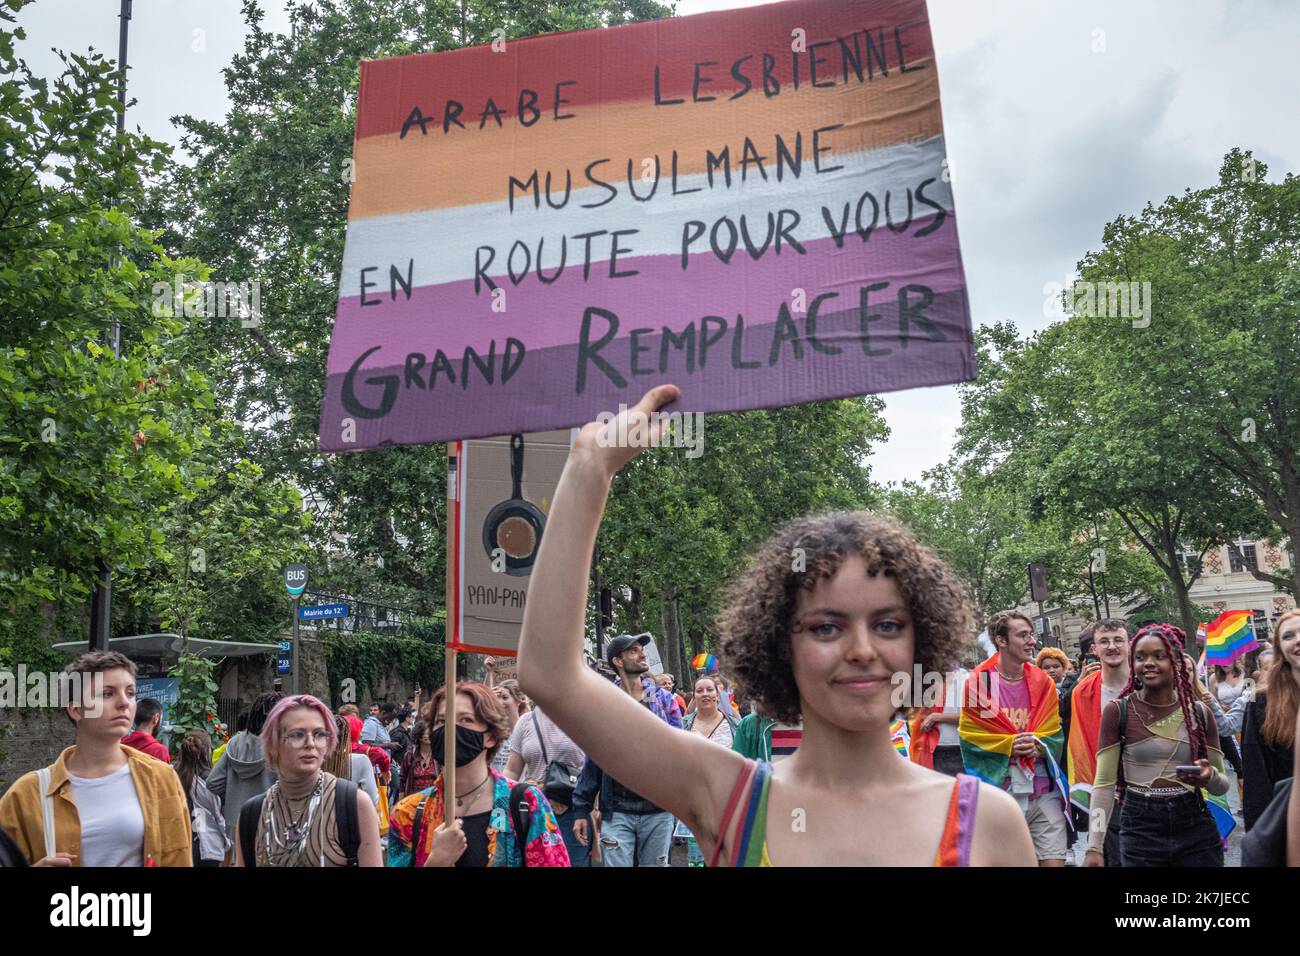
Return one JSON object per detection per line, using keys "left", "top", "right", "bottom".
{"left": 517, "top": 385, "right": 744, "bottom": 842}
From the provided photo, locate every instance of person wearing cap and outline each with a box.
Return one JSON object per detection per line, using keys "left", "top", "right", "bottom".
{"left": 570, "top": 633, "right": 683, "bottom": 866}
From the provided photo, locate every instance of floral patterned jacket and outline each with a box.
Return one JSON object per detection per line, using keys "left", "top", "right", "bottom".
{"left": 386, "top": 769, "right": 570, "bottom": 867}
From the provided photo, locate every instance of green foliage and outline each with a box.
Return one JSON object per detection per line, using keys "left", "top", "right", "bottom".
{"left": 0, "top": 3, "right": 213, "bottom": 615}
{"left": 0, "top": 5, "right": 325, "bottom": 662}
{"left": 951, "top": 149, "right": 1299, "bottom": 636}
{"left": 148, "top": 0, "right": 672, "bottom": 617}
{"left": 167, "top": 653, "right": 228, "bottom": 744}
{"left": 0, "top": 609, "right": 71, "bottom": 674}
{"left": 323, "top": 632, "right": 444, "bottom": 705}
{"left": 598, "top": 399, "right": 887, "bottom": 675}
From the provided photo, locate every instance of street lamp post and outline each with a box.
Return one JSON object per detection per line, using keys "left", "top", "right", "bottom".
{"left": 89, "top": 0, "right": 133, "bottom": 651}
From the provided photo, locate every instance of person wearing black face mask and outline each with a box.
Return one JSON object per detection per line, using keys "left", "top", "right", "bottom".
{"left": 385, "top": 682, "right": 570, "bottom": 867}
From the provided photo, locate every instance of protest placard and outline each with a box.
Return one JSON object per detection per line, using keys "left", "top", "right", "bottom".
{"left": 320, "top": 0, "right": 974, "bottom": 452}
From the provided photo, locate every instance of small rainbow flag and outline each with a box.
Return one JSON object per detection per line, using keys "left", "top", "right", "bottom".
{"left": 1204, "top": 610, "right": 1258, "bottom": 666}
{"left": 691, "top": 653, "right": 718, "bottom": 674}
{"left": 889, "top": 719, "right": 910, "bottom": 758}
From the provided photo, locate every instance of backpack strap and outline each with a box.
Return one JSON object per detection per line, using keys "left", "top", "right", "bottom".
{"left": 531, "top": 710, "right": 549, "bottom": 767}
{"left": 410, "top": 793, "right": 431, "bottom": 867}
{"left": 509, "top": 782, "right": 532, "bottom": 868}
{"left": 334, "top": 779, "right": 360, "bottom": 866}
{"left": 238, "top": 792, "right": 267, "bottom": 869}
{"left": 1115, "top": 696, "right": 1129, "bottom": 794}
{"left": 36, "top": 767, "right": 55, "bottom": 860}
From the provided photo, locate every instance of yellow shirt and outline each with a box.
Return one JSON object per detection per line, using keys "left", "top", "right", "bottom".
{"left": 0, "top": 744, "right": 193, "bottom": 866}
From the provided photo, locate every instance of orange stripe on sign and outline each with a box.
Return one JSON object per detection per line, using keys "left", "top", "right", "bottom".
{"left": 347, "top": 68, "right": 941, "bottom": 220}
{"left": 352, "top": 0, "right": 936, "bottom": 139}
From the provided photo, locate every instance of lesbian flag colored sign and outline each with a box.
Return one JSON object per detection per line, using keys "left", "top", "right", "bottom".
{"left": 320, "top": 0, "right": 975, "bottom": 452}
{"left": 1204, "top": 610, "right": 1258, "bottom": 666}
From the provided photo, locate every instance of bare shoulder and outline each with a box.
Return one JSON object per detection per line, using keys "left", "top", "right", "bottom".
{"left": 970, "top": 782, "right": 1037, "bottom": 866}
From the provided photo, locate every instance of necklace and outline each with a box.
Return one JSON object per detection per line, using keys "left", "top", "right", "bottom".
{"left": 456, "top": 774, "right": 490, "bottom": 807}
{"left": 263, "top": 772, "right": 324, "bottom": 866}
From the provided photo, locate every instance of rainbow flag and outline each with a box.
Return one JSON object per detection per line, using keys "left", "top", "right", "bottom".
{"left": 318, "top": 0, "right": 975, "bottom": 451}
{"left": 1204, "top": 610, "right": 1257, "bottom": 666}
{"left": 1207, "top": 791, "right": 1236, "bottom": 841}
{"left": 889, "top": 718, "right": 910, "bottom": 758}
{"left": 959, "top": 654, "right": 1068, "bottom": 813}
{"left": 691, "top": 653, "right": 718, "bottom": 674}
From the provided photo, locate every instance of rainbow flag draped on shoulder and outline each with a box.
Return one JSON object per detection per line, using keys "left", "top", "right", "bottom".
{"left": 1066, "top": 670, "right": 1104, "bottom": 811}
{"left": 1204, "top": 610, "right": 1258, "bottom": 666}
{"left": 959, "top": 653, "right": 1069, "bottom": 813}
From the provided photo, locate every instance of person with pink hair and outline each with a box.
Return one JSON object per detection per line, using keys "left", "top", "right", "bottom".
{"left": 234, "top": 695, "right": 382, "bottom": 867}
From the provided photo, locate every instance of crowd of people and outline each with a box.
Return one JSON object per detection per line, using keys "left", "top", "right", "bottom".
{"left": 0, "top": 386, "right": 1296, "bottom": 868}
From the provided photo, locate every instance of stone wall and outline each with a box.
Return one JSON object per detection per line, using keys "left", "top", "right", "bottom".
{"left": 216, "top": 632, "right": 419, "bottom": 712}
{"left": 0, "top": 708, "right": 76, "bottom": 797}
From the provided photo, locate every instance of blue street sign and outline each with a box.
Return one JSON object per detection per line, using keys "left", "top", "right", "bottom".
{"left": 278, "top": 640, "right": 292, "bottom": 652}
{"left": 276, "top": 656, "right": 291, "bottom": 674}
{"left": 299, "top": 603, "right": 349, "bottom": 621}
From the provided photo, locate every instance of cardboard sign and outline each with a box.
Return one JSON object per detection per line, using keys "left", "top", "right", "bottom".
{"left": 319, "top": 0, "right": 973, "bottom": 452}
{"left": 452, "top": 430, "right": 573, "bottom": 655}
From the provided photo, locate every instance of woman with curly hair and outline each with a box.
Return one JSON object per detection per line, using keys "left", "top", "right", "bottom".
{"left": 1084, "top": 623, "right": 1230, "bottom": 867}
{"left": 518, "top": 386, "right": 1034, "bottom": 866}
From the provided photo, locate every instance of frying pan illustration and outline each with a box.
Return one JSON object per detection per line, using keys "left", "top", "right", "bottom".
{"left": 481, "top": 434, "right": 546, "bottom": 576}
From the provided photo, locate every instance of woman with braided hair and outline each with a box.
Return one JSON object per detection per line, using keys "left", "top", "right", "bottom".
{"left": 1084, "top": 623, "right": 1230, "bottom": 867}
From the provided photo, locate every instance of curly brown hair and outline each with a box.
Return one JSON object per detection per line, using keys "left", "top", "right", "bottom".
{"left": 716, "top": 511, "right": 976, "bottom": 724}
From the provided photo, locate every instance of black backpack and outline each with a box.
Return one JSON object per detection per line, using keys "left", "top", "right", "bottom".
{"left": 239, "top": 779, "right": 361, "bottom": 867}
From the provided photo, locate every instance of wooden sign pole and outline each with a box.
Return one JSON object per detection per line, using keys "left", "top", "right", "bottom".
{"left": 444, "top": 442, "right": 459, "bottom": 821}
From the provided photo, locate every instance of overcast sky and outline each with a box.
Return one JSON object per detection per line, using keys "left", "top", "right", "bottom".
{"left": 16, "top": 1, "right": 1299, "bottom": 485}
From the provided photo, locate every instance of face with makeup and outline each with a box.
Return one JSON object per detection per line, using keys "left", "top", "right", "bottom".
{"left": 789, "top": 556, "right": 914, "bottom": 731}
{"left": 1133, "top": 635, "right": 1175, "bottom": 693}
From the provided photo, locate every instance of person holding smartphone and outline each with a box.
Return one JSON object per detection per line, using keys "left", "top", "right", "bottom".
{"left": 1084, "top": 623, "right": 1229, "bottom": 867}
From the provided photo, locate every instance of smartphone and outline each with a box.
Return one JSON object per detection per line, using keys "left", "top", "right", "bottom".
{"left": 1173, "top": 764, "right": 1201, "bottom": 777}
{"left": 1082, "top": 655, "right": 1100, "bottom": 666}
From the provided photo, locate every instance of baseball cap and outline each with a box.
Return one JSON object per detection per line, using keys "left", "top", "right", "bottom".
{"left": 605, "top": 632, "right": 651, "bottom": 665}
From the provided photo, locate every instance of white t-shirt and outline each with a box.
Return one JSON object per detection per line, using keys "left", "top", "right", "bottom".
{"left": 508, "top": 709, "right": 586, "bottom": 785}
{"left": 67, "top": 762, "right": 145, "bottom": 867}
{"left": 937, "top": 668, "right": 970, "bottom": 747}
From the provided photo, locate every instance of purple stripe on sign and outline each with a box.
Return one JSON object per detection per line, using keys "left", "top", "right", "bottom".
{"left": 326, "top": 214, "right": 962, "bottom": 375}
{"left": 317, "top": 288, "right": 973, "bottom": 451}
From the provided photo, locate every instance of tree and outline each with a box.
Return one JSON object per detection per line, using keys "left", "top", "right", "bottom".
{"left": 597, "top": 398, "right": 888, "bottom": 675}
{"left": 887, "top": 457, "right": 1165, "bottom": 623}
{"left": 0, "top": 2, "right": 319, "bottom": 658}
{"left": 0, "top": 4, "right": 208, "bottom": 619}
{"left": 149, "top": 0, "right": 673, "bottom": 616}
{"left": 956, "top": 282, "right": 1265, "bottom": 639}
{"left": 1073, "top": 150, "right": 1300, "bottom": 596}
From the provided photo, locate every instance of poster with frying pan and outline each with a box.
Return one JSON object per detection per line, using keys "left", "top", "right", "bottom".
{"left": 454, "top": 429, "right": 574, "bottom": 656}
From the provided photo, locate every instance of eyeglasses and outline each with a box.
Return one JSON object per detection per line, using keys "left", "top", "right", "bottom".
{"left": 1095, "top": 638, "right": 1127, "bottom": 648}
{"left": 282, "top": 730, "right": 331, "bottom": 748}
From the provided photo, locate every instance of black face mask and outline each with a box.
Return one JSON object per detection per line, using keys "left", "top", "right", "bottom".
{"left": 428, "top": 724, "right": 487, "bottom": 767}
